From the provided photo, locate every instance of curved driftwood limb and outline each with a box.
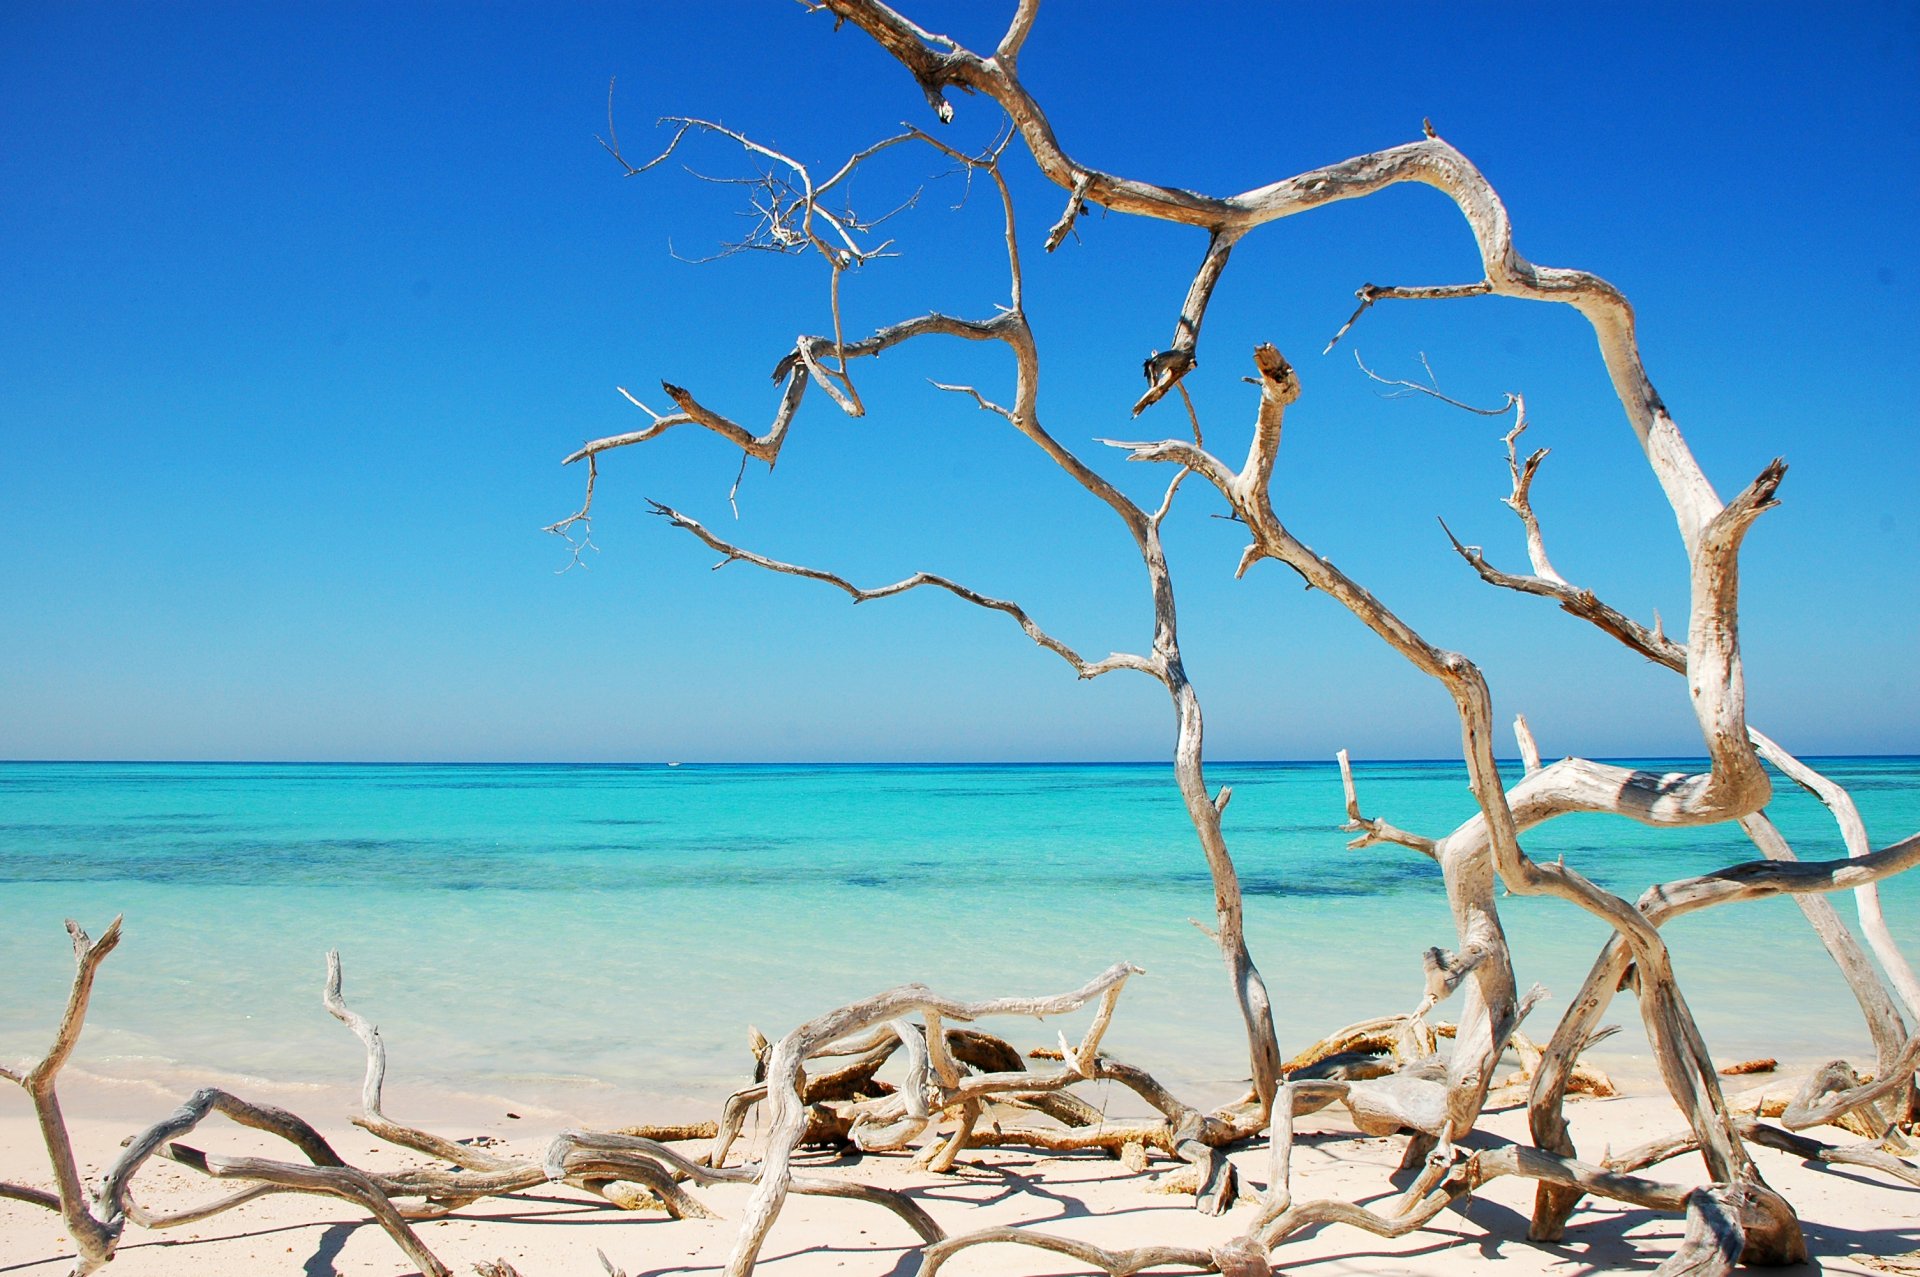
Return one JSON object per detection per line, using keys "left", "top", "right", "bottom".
{"left": 708, "top": 1084, "right": 766, "bottom": 1169}
{"left": 916, "top": 1013, "right": 977, "bottom": 1174}
{"left": 1257, "top": 1145, "right": 1485, "bottom": 1249}
{"left": 707, "top": 1014, "right": 939, "bottom": 1167}
{"left": 116, "top": 1087, "right": 535, "bottom": 1234}
{"left": 1609, "top": 1116, "right": 1920, "bottom": 1190}
{"left": 730, "top": 964, "right": 1138, "bottom": 1277}
{"left": 0, "top": 1181, "right": 63, "bottom": 1212}
{"left": 102, "top": 1086, "right": 346, "bottom": 1229}
{"left": 550, "top": 1130, "right": 944, "bottom": 1243}
{"left": 325, "top": 952, "right": 695, "bottom": 1212}
{"left": 0, "top": 918, "right": 125, "bottom": 1275}
{"left": 1427, "top": 382, "right": 1917, "bottom": 1154}
{"left": 1442, "top": 517, "right": 1688, "bottom": 667}
{"left": 1635, "top": 833, "right": 1920, "bottom": 917}
{"left": 1739, "top": 811, "right": 1910, "bottom": 1081}
{"left": 1108, "top": 344, "right": 1532, "bottom": 1143}
{"left": 1131, "top": 228, "right": 1242, "bottom": 417}
{"left": 1250, "top": 1139, "right": 1795, "bottom": 1275}
{"left": 1530, "top": 830, "right": 1920, "bottom": 1236}
{"left": 1281, "top": 1014, "right": 1435, "bottom": 1075}
{"left": 1248, "top": 1080, "right": 1297, "bottom": 1230}
{"left": 323, "top": 950, "right": 516, "bottom": 1174}
{"left": 163, "top": 1144, "right": 452, "bottom": 1277}
{"left": 1749, "top": 730, "right": 1920, "bottom": 1123}
{"left": 1749, "top": 731, "right": 1920, "bottom": 1025}
{"left": 1439, "top": 416, "right": 1685, "bottom": 670}
{"left": 921, "top": 1226, "right": 1215, "bottom": 1277}
{"left": 818, "top": 1, "right": 1734, "bottom": 547}
{"left": 115, "top": 1182, "right": 284, "bottom": 1231}
{"left": 542, "top": 1148, "right": 716, "bottom": 1221}
{"left": 1445, "top": 403, "right": 1915, "bottom": 1135}
{"left": 1783, "top": 1037, "right": 1920, "bottom": 1134}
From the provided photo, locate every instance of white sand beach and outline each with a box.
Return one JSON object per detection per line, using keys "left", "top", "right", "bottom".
{"left": 4, "top": 1071, "right": 1914, "bottom": 1277}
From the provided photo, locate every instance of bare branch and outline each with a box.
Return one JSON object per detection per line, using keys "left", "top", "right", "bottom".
{"left": 1750, "top": 729, "right": 1920, "bottom": 1027}
{"left": 1353, "top": 349, "right": 1517, "bottom": 416}
{"left": 597, "top": 106, "right": 696, "bottom": 178}
{"left": 1498, "top": 404, "right": 1567, "bottom": 584}
{"left": 1043, "top": 171, "right": 1091, "bottom": 252}
{"left": 1133, "top": 230, "right": 1242, "bottom": 416}
{"left": 928, "top": 379, "right": 1015, "bottom": 421}
{"left": 1324, "top": 281, "right": 1493, "bottom": 353}
{"left": 2, "top": 917, "right": 125, "bottom": 1272}
{"left": 1514, "top": 714, "right": 1543, "bottom": 773}
{"left": 324, "top": 951, "right": 515, "bottom": 1171}
{"left": 647, "top": 501, "right": 1159, "bottom": 682}
{"left": 1336, "top": 749, "right": 1437, "bottom": 857}
{"left": 1440, "top": 515, "right": 1686, "bottom": 671}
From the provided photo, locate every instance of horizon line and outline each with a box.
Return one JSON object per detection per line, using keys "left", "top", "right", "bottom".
{"left": 4, "top": 753, "right": 1917, "bottom": 768}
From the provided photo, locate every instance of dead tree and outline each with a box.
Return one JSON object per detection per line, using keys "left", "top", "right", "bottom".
{"left": 550, "top": 1, "right": 1920, "bottom": 1272}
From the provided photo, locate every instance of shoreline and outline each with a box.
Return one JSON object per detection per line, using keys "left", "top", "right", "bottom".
{"left": 34, "top": 1034, "right": 1867, "bottom": 1134}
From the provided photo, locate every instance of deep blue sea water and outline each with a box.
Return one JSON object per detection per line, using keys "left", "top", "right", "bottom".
{"left": 1, "top": 759, "right": 1914, "bottom": 1117}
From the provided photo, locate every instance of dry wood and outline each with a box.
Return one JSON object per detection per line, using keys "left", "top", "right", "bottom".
{"left": 1, "top": 918, "right": 128, "bottom": 1274}
{"left": 730, "top": 963, "right": 1139, "bottom": 1276}
{"left": 1606, "top": 1116, "right": 1920, "bottom": 1189}
{"left": 164, "top": 1144, "right": 452, "bottom": 1277}
{"left": 550, "top": 6, "right": 1920, "bottom": 1271}
{"left": 1720, "top": 1058, "right": 1777, "bottom": 1077}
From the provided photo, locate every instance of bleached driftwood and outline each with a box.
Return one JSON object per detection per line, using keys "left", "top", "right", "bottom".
{"left": 0, "top": 918, "right": 127, "bottom": 1274}
{"left": 1434, "top": 391, "right": 1917, "bottom": 1161}
{"left": 541, "top": 4, "right": 1920, "bottom": 1272}
{"left": 541, "top": 3, "right": 1920, "bottom": 1270}
{"left": 11, "top": 916, "right": 1267, "bottom": 1277}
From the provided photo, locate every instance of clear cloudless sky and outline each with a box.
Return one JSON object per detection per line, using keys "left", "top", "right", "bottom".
{"left": 2, "top": 3, "right": 1916, "bottom": 763}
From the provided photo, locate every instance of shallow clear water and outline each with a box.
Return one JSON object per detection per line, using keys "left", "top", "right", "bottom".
{"left": 1, "top": 759, "right": 1915, "bottom": 1115}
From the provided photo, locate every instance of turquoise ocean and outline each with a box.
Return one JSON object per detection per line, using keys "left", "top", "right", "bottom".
{"left": 2, "top": 759, "right": 1915, "bottom": 1119}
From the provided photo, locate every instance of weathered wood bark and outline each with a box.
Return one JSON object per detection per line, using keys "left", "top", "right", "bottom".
{"left": 1607, "top": 1116, "right": 1920, "bottom": 1188}
{"left": 729, "top": 964, "right": 1138, "bottom": 1277}
{"left": 0, "top": 919, "right": 127, "bottom": 1275}
{"left": 1443, "top": 420, "right": 1918, "bottom": 1168}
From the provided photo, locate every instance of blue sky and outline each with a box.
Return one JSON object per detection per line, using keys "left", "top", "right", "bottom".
{"left": 2, "top": 3, "right": 1915, "bottom": 762}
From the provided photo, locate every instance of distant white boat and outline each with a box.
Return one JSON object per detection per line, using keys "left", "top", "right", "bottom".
{"left": 667, "top": 761, "right": 682, "bottom": 767}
